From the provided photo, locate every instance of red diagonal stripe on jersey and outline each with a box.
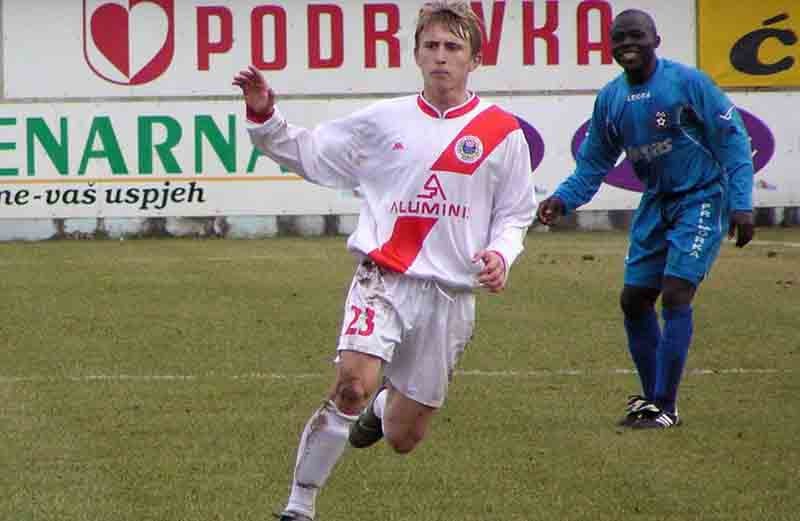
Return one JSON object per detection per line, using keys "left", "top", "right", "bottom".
{"left": 369, "top": 216, "right": 437, "bottom": 273}
{"left": 430, "top": 105, "right": 520, "bottom": 176}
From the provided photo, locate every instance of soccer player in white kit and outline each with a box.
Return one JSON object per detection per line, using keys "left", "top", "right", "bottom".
{"left": 233, "top": 2, "right": 537, "bottom": 519}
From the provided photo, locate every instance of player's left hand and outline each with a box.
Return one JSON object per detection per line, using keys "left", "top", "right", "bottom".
{"left": 474, "top": 250, "right": 506, "bottom": 293}
{"left": 728, "top": 210, "right": 754, "bottom": 248}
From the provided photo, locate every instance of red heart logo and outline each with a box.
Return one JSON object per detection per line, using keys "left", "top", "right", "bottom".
{"left": 91, "top": 3, "right": 130, "bottom": 77}
{"left": 85, "top": 0, "right": 174, "bottom": 85}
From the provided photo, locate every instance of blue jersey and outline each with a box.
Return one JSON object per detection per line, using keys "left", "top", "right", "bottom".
{"left": 555, "top": 58, "right": 754, "bottom": 213}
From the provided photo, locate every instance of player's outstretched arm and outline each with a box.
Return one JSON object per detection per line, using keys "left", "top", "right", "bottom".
{"left": 728, "top": 210, "right": 754, "bottom": 248}
{"left": 235, "top": 65, "right": 362, "bottom": 191}
{"left": 536, "top": 196, "right": 565, "bottom": 225}
{"left": 232, "top": 65, "right": 275, "bottom": 119}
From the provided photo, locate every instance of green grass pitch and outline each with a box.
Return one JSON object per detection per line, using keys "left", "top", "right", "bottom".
{"left": 1, "top": 228, "right": 798, "bottom": 521}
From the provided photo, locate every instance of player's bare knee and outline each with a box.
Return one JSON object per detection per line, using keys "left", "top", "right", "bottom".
{"left": 385, "top": 430, "right": 423, "bottom": 455}
{"left": 620, "top": 286, "right": 659, "bottom": 319}
{"left": 661, "top": 289, "right": 693, "bottom": 309}
{"left": 332, "top": 376, "right": 369, "bottom": 415}
{"left": 620, "top": 292, "right": 648, "bottom": 319}
{"left": 384, "top": 422, "right": 425, "bottom": 455}
{"left": 661, "top": 277, "right": 696, "bottom": 309}
{"left": 387, "top": 438, "right": 416, "bottom": 455}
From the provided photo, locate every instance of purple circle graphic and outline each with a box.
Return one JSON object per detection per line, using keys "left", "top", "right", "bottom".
{"left": 516, "top": 116, "right": 545, "bottom": 173}
{"left": 570, "top": 108, "right": 774, "bottom": 193}
{"left": 741, "top": 109, "right": 775, "bottom": 173}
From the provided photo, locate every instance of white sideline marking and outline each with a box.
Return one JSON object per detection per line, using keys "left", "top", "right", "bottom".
{"left": 750, "top": 240, "right": 800, "bottom": 248}
{"left": 0, "top": 368, "right": 788, "bottom": 384}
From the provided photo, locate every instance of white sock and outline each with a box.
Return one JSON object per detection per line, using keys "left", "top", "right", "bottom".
{"left": 372, "top": 388, "right": 387, "bottom": 419}
{"left": 285, "top": 400, "right": 357, "bottom": 519}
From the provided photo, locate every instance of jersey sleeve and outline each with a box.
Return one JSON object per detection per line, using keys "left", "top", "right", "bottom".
{"left": 554, "top": 92, "right": 622, "bottom": 213}
{"left": 486, "top": 128, "right": 537, "bottom": 271}
{"left": 686, "top": 72, "right": 754, "bottom": 211}
{"left": 247, "top": 106, "right": 365, "bottom": 190}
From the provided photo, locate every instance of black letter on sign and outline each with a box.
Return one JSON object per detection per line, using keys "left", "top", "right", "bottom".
{"left": 730, "top": 13, "right": 797, "bottom": 75}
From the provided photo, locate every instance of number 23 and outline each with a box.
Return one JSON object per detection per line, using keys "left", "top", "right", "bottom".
{"left": 345, "top": 305, "right": 375, "bottom": 336}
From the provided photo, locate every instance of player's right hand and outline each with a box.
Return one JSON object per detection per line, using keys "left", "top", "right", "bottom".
{"left": 232, "top": 65, "right": 275, "bottom": 119}
{"left": 536, "top": 196, "right": 565, "bottom": 225}
{"left": 728, "top": 210, "right": 754, "bottom": 248}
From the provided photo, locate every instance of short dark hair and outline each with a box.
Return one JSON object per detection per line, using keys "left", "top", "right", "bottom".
{"left": 614, "top": 9, "right": 658, "bottom": 35}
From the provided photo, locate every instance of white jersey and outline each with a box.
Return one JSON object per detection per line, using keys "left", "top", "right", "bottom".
{"left": 248, "top": 94, "right": 537, "bottom": 290}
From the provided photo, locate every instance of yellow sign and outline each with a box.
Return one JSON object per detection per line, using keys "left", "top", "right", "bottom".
{"left": 699, "top": 0, "right": 800, "bottom": 87}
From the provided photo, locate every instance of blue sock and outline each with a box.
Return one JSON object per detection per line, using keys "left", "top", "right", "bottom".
{"left": 655, "top": 305, "right": 693, "bottom": 414}
{"left": 624, "top": 309, "right": 660, "bottom": 400}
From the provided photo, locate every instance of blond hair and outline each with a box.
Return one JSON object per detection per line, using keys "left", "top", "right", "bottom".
{"left": 414, "top": 1, "right": 484, "bottom": 58}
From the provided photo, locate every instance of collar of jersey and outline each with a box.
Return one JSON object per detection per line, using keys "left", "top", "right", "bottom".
{"left": 626, "top": 57, "right": 663, "bottom": 88}
{"left": 417, "top": 92, "right": 480, "bottom": 119}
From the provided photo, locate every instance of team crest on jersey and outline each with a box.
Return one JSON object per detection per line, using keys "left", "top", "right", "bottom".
{"left": 454, "top": 136, "right": 484, "bottom": 164}
{"left": 655, "top": 111, "right": 669, "bottom": 128}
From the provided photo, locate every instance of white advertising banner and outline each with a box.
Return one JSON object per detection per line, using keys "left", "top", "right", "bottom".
{"left": 0, "top": 100, "right": 366, "bottom": 218}
{"left": 2, "top": 0, "right": 695, "bottom": 98}
{"left": 0, "top": 91, "right": 796, "bottom": 219}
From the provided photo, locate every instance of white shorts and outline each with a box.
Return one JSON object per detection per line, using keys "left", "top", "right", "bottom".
{"left": 336, "top": 261, "right": 475, "bottom": 408}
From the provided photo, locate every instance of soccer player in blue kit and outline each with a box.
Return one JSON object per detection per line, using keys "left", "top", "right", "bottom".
{"left": 537, "top": 9, "right": 755, "bottom": 429}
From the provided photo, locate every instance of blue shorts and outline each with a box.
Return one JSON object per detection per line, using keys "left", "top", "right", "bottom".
{"left": 624, "top": 183, "right": 728, "bottom": 289}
